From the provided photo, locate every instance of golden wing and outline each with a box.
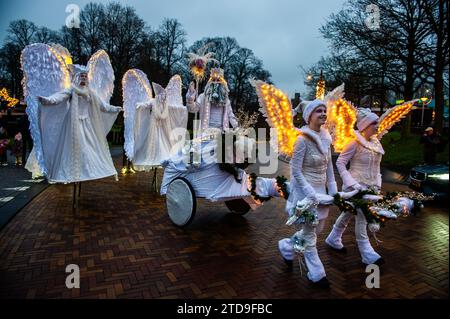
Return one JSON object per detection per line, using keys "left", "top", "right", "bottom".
{"left": 377, "top": 100, "right": 417, "bottom": 138}
{"left": 252, "top": 80, "right": 300, "bottom": 157}
{"left": 326, "top": 98, "right": 357, "bottom": 153}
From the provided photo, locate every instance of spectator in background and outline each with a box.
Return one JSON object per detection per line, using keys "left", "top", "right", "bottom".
{"left": 0, "top": 126, "right": 8, "bottom": 166}
{"left": 420, "top": 127, "right": 441, "bottom": 164}
{"left": 12, "top": 132, "right": 23, "bottom": 166}
{"left": 17, "top": 114, "right": 31, "bottom": 166}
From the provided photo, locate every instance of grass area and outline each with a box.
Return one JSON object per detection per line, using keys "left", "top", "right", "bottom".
{"left": 381, "top": 131, "right": 449, "bottom": 170}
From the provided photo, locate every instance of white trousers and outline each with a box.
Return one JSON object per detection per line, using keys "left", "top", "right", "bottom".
{"left": 278, "top": 219, "right": 327, "bottom": 282}
{"left": 325, "top": 211, "right": 381, "bottom": 264}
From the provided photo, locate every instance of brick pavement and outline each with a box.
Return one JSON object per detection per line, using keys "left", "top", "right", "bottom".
{"left": 0, "top": 159, "right": 447, "bottom": 299}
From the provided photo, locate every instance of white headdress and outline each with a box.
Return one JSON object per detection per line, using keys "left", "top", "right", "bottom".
{"left": 356, "top": 108, "right": 379, "bottom": 131}
{"left": 302, "top": 99, "right": 326, "bottom": 124}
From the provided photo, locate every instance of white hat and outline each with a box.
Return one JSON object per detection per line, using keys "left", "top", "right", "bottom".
{"left": 69, "top": 64, "right": 88, "bottom": 75}
{"left": 302, "top": 99, "right": 326, "bottom": 124}
{"left": 357, "top": 108, "right": 379, "bottom": 131}
{"left": 425, "top": 127, "right": 433, "bottom": 132}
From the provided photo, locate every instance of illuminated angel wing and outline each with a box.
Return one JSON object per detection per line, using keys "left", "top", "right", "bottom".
{"left": 252, "top": 80, "right": 300, "bottom": 157}
{"left": 326, "top": 98, "right": 358, "bottom": 153}
{"left": 87, "top": 50, "right": 114, "bottom": 103}
{"left": 323, "top": 83, "right": 358, "bottom": 152}
{"left": 122, "top": 69, "right": 153, "bottom": 161}
{"left": 377, "top": 100, "right": 417, "bottom": 139}
{"left": 151, "top": 82, "right": 170, "bottom": 121}
{"left": 165, "top": 74, "right": 187, "bottom": 133}
{"left": 166, "top": 74, "right": 183, "bottom": 107}
{"left": 324, "top": 83, "right": 345, "bottom": 105}
{"left": 21, "top": 43, "right": 71, "bottom": 177}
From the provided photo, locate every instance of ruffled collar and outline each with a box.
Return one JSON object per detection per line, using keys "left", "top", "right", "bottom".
{"left": 299, "top": 125, "right": 332, "bottom": 155}
{"left": 354, "top": 131, "right": 385, "bottom": 155}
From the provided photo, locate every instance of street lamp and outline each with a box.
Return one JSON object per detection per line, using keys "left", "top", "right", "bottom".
{"left": 420, "top": 88, "right": 433, "bottom": 127}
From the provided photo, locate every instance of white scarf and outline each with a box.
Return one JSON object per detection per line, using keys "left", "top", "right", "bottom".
{"left": 354, "top": 131, "right": 385, "bottom": 155}
{"left": 299, "top": 125, "right": 332, "bottom": 155}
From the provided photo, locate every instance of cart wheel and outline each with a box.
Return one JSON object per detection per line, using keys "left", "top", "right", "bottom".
{"left": 225, "top": 199, "right": 251, "bottom": 215}
{"left": 166, "top": 177, "right": 196, "bottom": 227}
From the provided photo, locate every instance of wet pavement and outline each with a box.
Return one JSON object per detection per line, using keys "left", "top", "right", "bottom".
{"left": 0, "top": 150, "right": 447, "bottom": 298}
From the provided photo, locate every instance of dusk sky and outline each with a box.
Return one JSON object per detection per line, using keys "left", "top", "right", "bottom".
{"left": 0, "top": 0, "right": 347, "bottom": 97}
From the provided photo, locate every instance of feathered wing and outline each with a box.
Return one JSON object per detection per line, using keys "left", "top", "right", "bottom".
{"left": 21, "top": 43, "right": 71, "bottom": 177}
{"left": 122, "top": 69, "right": 153, "bottom": 161}
{"left": 151, "top": 82, "right": 169, "bottom": 120}
{"left": 252, "top": 80, "right": 300, "bottom": 158}
{"left": 87, "top": 50, "right": 117, "bottom": 134}
{"left": 324, "top": 83, "right": 345, "bottom": 104}
{"left": 165, "top": 75, "right": 188, "bottom": 147}
{"left": 323, "top": 84, "right": 358, "bottom": 153}
{"left": 377, "top": 100, "right": 417, "bottom": 139}
{"left": 87, "top": 50, "right": 114, "bottom": 102}
{"left": 326, "top": 98, "right": 357, "bottom": 153}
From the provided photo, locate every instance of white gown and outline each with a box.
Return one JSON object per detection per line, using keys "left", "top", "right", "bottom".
{"left": 122, "top": 72, "right": 188, "bottom": 170}
{"left": 31, "top": 87, "right": 120, "bottom": 183}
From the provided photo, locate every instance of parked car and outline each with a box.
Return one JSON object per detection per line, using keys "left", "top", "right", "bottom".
{"left": 409, "top": 164, "right": 449, "bottom": 199}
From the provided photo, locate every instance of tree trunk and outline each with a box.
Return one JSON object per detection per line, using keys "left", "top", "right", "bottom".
{"left": 432, "top": 0, "right": 446, "bottom": 132}
{"left": 401, "top": 40, "right": 416, "bottom": 138}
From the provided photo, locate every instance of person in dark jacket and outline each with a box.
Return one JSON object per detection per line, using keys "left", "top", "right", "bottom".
{"left": 420, "top": 127, "right": 441, "bottom": 164}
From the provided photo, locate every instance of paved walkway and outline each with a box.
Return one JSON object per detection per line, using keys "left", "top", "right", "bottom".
{"left": 0, "top": 155, "right": 447, "bottom": 298}
{"left": 0, "top": 151, "right": 47, "bottom": 230}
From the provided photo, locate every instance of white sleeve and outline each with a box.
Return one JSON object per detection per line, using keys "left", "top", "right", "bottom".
{"left": 136, "top": 99, "right": 156, "bottom": 110}
{"left": 186, "top": 91, "right": 201, "bottom": 113}
{"left": 99, "top": 100, "right": 122, "bottom": 113}
{"left": 290, "top": 137, "right": 316, "bottom": 198}
{"left": 326, "top": 149, "right": 338, "bottom": 195}
{"left": 40, "top": 89, "right": 71, "bottom": 105}
{"left": 336, "top": 141, "right": 359, "bottom": 189}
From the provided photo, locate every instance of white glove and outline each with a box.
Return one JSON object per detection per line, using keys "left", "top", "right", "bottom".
{"left": 37, "top": 96, "right": 49, "bottom": 104}
{"left": 136, "top": 102, "right": 148, "bottom": 110}
{"left": 352, "top": 183, "right": 366, "bottom": 191}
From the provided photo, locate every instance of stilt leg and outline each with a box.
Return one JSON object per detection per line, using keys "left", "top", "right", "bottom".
{"left": 72, "top": 183, "right": 77, "bottom": 210}
{"left": 151, "top": 167, "right": 159, "bottom": 193}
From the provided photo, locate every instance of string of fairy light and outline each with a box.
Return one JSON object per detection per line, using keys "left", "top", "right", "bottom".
{"left": 315, "top": 71, "right": 325, "bottom": 100}
{"left": 377, "top": 102, "right": 415, "bottom": 137}
{"left": 0, "top": 88, "right": 19, "bottom": 108}
{"left": 329, "top": 99, "right": 357, "bottom": 152}
{"left": 122, "top": 69, "right": 153, "bottom": 102}
{"left": 258, "top": 82, "right": 300, "bottom": 157}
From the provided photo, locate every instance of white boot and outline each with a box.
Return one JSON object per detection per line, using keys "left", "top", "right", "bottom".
{"left": 355, "top": 211, "right": 382, "bottom": 264}
{"left": 325, "top": 212, "right": 352, "bottom": 250}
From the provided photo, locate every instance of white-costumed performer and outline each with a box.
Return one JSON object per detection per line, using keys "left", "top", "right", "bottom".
{"left": 22, "top": 44, "right": 122, "bottom": 184}
{"left": 325, "top": 108, "right": 385, "bottom": 266}
{"left": 186, "top": 68, "right": 238, "bottom": 132}
{"left": 35, "top": 65, "right": 122, "bottom": 182}
{"left": 278, "top": 100, "right": 338, "bottom": 288}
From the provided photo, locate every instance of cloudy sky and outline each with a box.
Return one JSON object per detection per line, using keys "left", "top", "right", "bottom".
{"left": 0, "top": 0, "right": 346, "bottom": 97}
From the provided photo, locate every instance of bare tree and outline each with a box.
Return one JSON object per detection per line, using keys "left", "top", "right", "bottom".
{"left": 319, "top": 0, "right": 434, "bottom": 136}
{"left": 34, "top": 27, "right": 60, "bottom": 44}
{"left": 7, "top": 20, "right": 37, "bottom": 47}
{"left": 155, "top": 18, "right": 187, "bottom": 78}
{"left": 420, "top": 0, "right": 449, "bottom": 131}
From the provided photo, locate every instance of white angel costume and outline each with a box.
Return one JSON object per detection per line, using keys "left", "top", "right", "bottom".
{"left": 22, "top": 44, "right": 121, "bottom": 183}
{"left": 277, "top": 100, "right": 337, "bottom": 284}
{"left": 252, "top": 81, "right": 342, "bottom": 284}
{"left": 325, "top": 103, "right": 417, "bottom": 265}
{"left": 186, "top": 68, "right": 238, "bottom": 132}
{"left": 123, "top": 71, "right": 187, "bottom": 170}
